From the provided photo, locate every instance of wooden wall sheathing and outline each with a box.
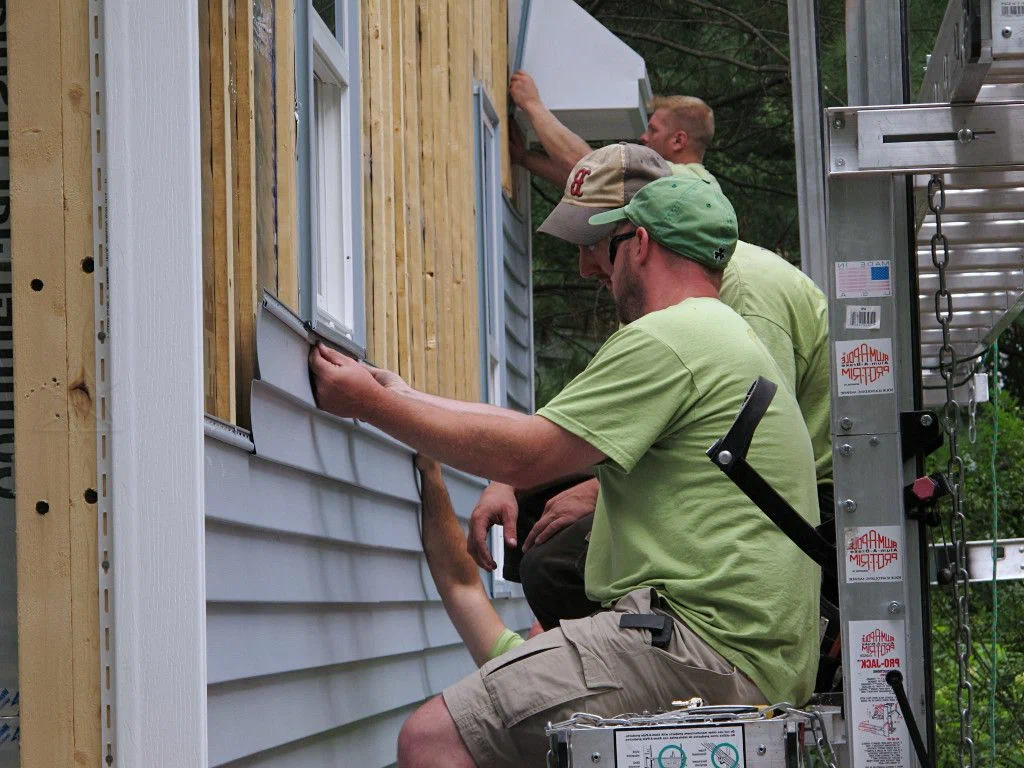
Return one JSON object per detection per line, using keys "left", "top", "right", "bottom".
{"left": 274, "top": 0, "right": 299, "bottom": 310}
{"left": 200, "top": 0, "right": 511, "bottom": 414}
{"left": 231, "top": 0, "right": 258, "bottom": 430}
{"left": 360, "top": 0, "right": 509, "bottom": 399}
{"left": 200, "top": 0, "right": 238, "bottom": 422}
{"left": 253, "top": 0, "right": 278, "bottom": 305}
{"left": 9, "top": 0, "right": 101, "bottom": 764}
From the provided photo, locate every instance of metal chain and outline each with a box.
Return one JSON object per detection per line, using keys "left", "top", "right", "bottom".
{"left": 968, "top": 375, "right": 977, "bottom": 445}
{"left": 929, "top": 173, "right": 975, "bottom": 768}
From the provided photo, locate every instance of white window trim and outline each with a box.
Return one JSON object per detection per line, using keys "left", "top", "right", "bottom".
{"left": 474, "top": 84, "right": 519, "bottom": 597}
{"left": 475, "top": 85, "right": 506, "bottom": 409}
{"left": 300, "top": 0, "right": 365, "bottom": 354}
{"left": 309, "top": 9, "right": 357, "bottom": 342}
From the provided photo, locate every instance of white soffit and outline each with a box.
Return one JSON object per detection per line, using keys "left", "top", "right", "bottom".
{"left": 519, "top": 0, "right": 653, "bottom": 141}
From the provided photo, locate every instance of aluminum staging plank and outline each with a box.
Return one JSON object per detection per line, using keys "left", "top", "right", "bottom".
{"left": 914, "top": 1, "right": 1024, "bottom": 407}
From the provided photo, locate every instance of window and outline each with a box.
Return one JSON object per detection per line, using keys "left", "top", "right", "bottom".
{"left": 305, "top": 1, "right": 364, "bottom": 349}
{"left": 475, "top": 84, "right": 505, "bottom": 408}
{"left": 474, "top": 84, "right": 516, "bottom": 596}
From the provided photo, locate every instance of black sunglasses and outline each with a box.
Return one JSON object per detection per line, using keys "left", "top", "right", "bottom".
{"left": 608, "top": 229, "right": 638, "bottom": 265}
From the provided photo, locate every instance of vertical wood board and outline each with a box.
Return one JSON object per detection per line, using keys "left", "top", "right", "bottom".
{"left": 9, "top": 1, "right": 76, "bottom": 763}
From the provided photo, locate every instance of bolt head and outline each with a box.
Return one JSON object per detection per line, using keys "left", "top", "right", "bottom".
{"left": 1003, "top": 26, "right": 1013, "bottom": 39}
{"left": 757, "top": 744, "right": 768, "bottom": 756}
{"left": 841, "top": 499, "right": 857, "bottom": 513}
{"left": 869, "top": 436, "right": 881, "bottom": 446}
{"left": 839, "top": 443, "right": 853, "bottom": 456}
{"left": 591, "top": 752, "right": 601, "bottom": 764}
{"left": 832, "top": 117, "right": 845, "bottom": 130}
{"left": 835, "top": 157, "right": 846, "bottom": 168}
{"left": 888, "top": 601, "right": 903, "bottom": 615}
{"left": 717, "top": 450, "right": 733, "bottom": 466}
{"left": 840, "top": 417, "right": 853, "bottom": 431}
{"left": 920, "top": 413, "right": 934, "bottom": 427}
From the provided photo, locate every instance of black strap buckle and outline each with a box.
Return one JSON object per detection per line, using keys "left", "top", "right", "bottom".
{"left": 619, "top": 613, "right": 673, "bottom": 649}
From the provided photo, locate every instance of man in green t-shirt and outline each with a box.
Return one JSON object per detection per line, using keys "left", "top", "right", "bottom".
{"left": 480, "top": 76, "right": 831, "bottom": 641}
{"left": 308, "top": 175, "right": 820, "bottom": 768}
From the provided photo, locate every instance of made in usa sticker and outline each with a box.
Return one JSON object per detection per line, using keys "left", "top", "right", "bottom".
{"left": 836, "top": 260, "right": 892, "bottom": 299}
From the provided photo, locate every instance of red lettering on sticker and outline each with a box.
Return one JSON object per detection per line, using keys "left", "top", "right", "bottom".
{"left": 840, "top": 343, "right": 891, "bottom": 385}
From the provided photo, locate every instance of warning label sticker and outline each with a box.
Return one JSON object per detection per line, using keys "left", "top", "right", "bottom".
{"left": 836, "top": 338, "right": 894, "bottom": 397}
{"left": 845, "top": 526, "right": 903, "bottom": 583}
{"left": 850, "top": 620, "right": 909, "bottom": 768}
{"left": 614, "top": 725, "right": 745, "bottom": 768}
{"left": 836, "top": 260, "right": 892, "bottom": 298}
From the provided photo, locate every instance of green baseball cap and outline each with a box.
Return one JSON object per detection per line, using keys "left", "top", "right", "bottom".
{"left": 588, "top": 175, "right": 738, "bottom": 269}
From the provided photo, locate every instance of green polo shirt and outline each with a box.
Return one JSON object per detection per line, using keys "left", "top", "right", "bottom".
{"left": 671, "top": 163, "right": 832, "bottom": 484}
{"left": 538, "top": 298, "right": 820, "bottom": 705}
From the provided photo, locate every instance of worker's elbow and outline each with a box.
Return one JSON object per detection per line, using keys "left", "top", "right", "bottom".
{"left": 503, "top": 455, "right": 555, "bottom": 490}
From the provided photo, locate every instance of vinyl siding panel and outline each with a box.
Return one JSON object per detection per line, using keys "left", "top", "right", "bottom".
{"left": 503, "top": 197, "right": 534, "bottom": 414}
{"left": 205, "top": 298, "right": 533, "bottom": 766}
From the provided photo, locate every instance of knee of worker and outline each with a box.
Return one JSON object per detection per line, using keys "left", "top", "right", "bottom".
{"left": 397, "top": 697, "right": 447, "bottom": 767}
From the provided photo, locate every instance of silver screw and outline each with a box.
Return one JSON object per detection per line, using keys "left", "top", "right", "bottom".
{"left": 835, "top": 157, "right": 846, "bottom": 168}
{"left": 920, "top": 414, "right": 934, "bottom": 427}
{"left": 1003, "top": 26, "right": 1012, "bottom": 39}
{"left": 956, "top": 127, "right": 975, "bottom": 144}
{"left": 839, "top": 443, "right": 853, "bottom": 456}
{"left": 841, "top": 499, "right": 857, "bottom": 513}
{"left": 757, "top": 744, "right": 768, "bottom": 756}
{"left": 888, "top": 601, "right": 904, "bottom": 615}
{"left": 717, "top": 450, "right": 733, "bottom": 465}
{"left": 591, "top": 752, "right": 602, "bottom": 764}
{"left": 840, "top": 417, "right": 853, "bottom": 431}
{"left": 832, "top": 116, "right": 845, "bottom": 130}
{"left": 869, "top": 436, "right": 881, "bottom": 446}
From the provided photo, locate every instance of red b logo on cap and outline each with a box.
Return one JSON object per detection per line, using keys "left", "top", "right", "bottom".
{"left": 569, "top": 168, "right": 592, "bottom": 197}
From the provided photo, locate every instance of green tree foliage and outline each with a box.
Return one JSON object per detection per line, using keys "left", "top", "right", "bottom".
{"left": 927, "top": 390, "right": 1024, "bottom": 767}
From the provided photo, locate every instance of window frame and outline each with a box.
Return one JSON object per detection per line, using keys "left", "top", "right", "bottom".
{"left": 299, "top": 0, "right": 366, "bottom": 354}
{"left": 474, "top": 83, "right": 506, "bottom": 408}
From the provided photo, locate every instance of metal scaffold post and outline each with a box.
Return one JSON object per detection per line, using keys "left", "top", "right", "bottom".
{"left": 823, "top": 0, "right": 931, "bottom": 762}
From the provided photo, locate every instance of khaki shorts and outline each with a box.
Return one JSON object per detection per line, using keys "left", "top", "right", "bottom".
{"left": 443, "top": 588, "right": 767, "bottom": 768}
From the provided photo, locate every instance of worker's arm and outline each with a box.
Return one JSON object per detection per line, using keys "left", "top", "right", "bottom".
{"left": 416, "top": 454, "right": 514, "bottom": 667}
{"left": 366, "top": 364, "right": 595, "bottom": 569}
{"left": 309, "top": 343, "right": 605, "bottom": 489}
{"left": 509, "top": 116, "right": 577, "bottom": 188}
{"left": 510, "top": 71, "right": 591, "bottom": 186}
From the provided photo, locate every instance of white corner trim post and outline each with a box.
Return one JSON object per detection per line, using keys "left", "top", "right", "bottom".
{"left": 103, "top": 1, "right": 208, "bottom": 765}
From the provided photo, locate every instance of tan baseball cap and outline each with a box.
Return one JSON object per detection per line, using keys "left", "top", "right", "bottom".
{"left": 538, "top": 143, "right": 671, "bottom": 246}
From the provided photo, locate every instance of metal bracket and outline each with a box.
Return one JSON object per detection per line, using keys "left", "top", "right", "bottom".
{"left": 826, "top": 101, "right": 1024, "bottom": 176}
{"left": 899, "top": 410, "right": 943, "bottom": 463}
{"left": 931, "top": 537, "right": 1024, "bottom": 584}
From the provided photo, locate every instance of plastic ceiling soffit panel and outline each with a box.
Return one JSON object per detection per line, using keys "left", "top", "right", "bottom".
{"left": 518, "top": 0, "right": 652, "bottom": 141}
